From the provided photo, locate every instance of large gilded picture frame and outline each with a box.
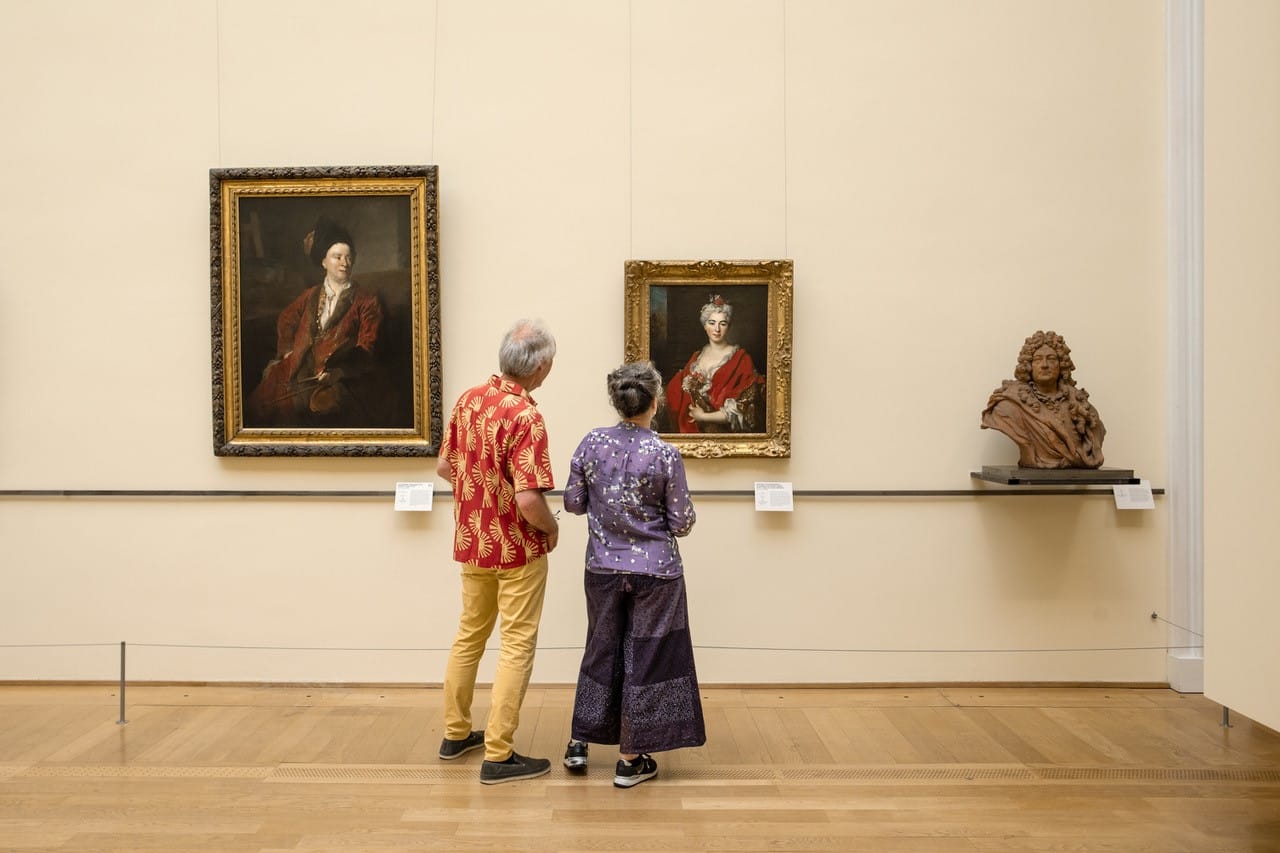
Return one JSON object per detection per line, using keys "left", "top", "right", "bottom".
{"left": 210, "top": 165, "right": 441, "bottom": 456}
{"left": 624, "top": 259, "right": 792, "bottom": 458}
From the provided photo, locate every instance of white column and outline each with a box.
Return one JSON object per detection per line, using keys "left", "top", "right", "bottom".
{"left": 1166, "top": 0, "right": 1204, "bottom": 693}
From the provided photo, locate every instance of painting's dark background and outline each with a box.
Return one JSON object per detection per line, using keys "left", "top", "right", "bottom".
{"left": 237, "top": 195, "right": 415, "bottom": 428}
{"left": 649, "top": 283, "right": 768, "bottom": 433}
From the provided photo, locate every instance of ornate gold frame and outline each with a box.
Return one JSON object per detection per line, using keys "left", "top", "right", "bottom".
{"left": 624, "top": 259, "right": 792, "bottom": 458}
{"left": 210, "top": 165, "right": 441, "bottom": 456}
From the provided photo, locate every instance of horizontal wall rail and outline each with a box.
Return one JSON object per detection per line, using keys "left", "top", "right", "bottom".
{"left": 0, "top": 488, "right": 1164, "bottom": 498}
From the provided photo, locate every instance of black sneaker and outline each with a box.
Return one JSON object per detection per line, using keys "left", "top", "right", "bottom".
{"left": 563, "top": 739, "right": 588, "bottom": 771}
{"left": 438, "top": 730, "right": 484, "bottom": 760}
{"left": 613, "top": 754, "right": 658, "bottom": 788}
{"left": 479, "top": 751, "right": 551, "bottom": 785}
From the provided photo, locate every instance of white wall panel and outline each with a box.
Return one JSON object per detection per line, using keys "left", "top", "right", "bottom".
{"left": 1204, "top": 0, "right": 1280, "bottom": 731}
{"left": 217, "top": 0, "right": 437, "bottom": 167}
{"left": 0, "top": 0, "right": 220, "bottom": 484}
{"left": 429, "top": 1, "right": 630, "bottom": 438}
{"left": 785, "top": 0, "right": 1167, "bottom": 489}
{"left": 629, "top": 0, "right": 787, "bottom": 259}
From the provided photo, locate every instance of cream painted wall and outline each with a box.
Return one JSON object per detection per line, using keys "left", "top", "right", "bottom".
{"left": 1204, "top": 1, "right": 1280, "bottom": 728}
{"left": 2, "top": 0, "right": 1170, "bottom": 685}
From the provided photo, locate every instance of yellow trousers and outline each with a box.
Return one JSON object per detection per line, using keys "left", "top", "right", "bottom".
{"left": 443, "top": 556, "right": 548, "bottom": 762}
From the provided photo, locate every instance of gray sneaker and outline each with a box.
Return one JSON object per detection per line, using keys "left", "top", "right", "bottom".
{"left": 613, "top": 754, "right": 658, "bottom": 788}
{"left": 479, "top": 751, "right": 551, "bottom": 785}
{"left": 563, "top": 739, "right": 588, "bottom": 771}
{"left": 438, "top": 730, "right": 484, "bottom": 760}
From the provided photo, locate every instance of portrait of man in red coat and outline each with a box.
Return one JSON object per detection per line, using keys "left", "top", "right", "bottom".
{"left": 244, "top": 216, "right": 396, "bottom": 428}
{"left": 212, "top": 167, "right": 438, "bottom": 457}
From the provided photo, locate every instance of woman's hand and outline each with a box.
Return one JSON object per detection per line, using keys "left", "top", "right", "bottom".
{"left": 688, "top": 406, "right": 727, "bottom": 425}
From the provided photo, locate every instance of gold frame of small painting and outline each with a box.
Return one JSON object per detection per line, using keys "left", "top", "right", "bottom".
{"left": 623, "top": 259, "right": 792, "bottom": 458}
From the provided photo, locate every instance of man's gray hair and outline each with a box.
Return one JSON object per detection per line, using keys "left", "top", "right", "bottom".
{"left": 498, "top": 318, "right": 557, "bottom": 379}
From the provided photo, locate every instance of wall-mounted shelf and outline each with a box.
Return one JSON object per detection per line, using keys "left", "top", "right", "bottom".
{"left": 971, "top": 465, "right": 1140, "bottom": 486}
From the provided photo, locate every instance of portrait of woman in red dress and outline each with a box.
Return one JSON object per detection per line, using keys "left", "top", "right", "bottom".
{"left": 624, "top": 259, "right": 791, "bottom": 458}
{"left": 664, "top": 295, "right": 765, "bottom": 434}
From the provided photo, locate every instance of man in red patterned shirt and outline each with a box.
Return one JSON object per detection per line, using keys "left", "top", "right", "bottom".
{"left": 436, "top": 318, "right": 560, "bottom": 784}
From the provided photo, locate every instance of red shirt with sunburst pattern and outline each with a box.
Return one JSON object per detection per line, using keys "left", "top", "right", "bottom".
{"left": 441, "top": 375, "right": 555, "bottom": 569}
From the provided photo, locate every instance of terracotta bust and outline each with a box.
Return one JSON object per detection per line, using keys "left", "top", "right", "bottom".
{"left": 981, "top": 330, "right": 1106, "bottom": 469}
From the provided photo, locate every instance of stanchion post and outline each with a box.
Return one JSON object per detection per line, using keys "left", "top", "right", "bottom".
{"left": 117, "top": 641, "right": 127, "bottom": 725}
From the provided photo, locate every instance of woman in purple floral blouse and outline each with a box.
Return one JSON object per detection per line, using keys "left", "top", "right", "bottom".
{"left": 561, "top": 362, "right": 706, "bottom": 788}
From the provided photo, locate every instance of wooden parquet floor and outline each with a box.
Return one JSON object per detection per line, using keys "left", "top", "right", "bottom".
{"left": 0, "top": 684, "right": 1278, "bottom": 852}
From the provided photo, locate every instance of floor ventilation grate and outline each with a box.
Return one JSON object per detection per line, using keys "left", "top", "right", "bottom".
{"left": 269, "top": 764, "right": 474, "bottom": 783}
{"left": 657, "top": 767, "right": 775, "bottom": 781}
{"left": 1035, "top": 766, "right": 1280, "bottom": 783}
{"left": 780, "top": 766, "right": 1037, "bottom": 782}
{"left": 20, "top": 765, "right": 271, "bottom": 779}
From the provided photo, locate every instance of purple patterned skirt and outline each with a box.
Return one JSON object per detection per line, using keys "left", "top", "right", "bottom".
{"left": 570, "top": 570, "right": 707, "bottom": 754}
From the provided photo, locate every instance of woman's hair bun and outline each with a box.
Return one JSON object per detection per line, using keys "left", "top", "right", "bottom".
{"left": 607, "top": 362, "right": 663, "bottom": 419}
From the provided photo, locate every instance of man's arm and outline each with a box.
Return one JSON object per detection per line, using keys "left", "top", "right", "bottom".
{"left": 436, "top": 456, "right": 452, "bottom": 481}
{"left": 275, "top": 289, "right": 311, "bottom": 357}
{"left": 515, "top": 488, "right": 559, "bottom": 553}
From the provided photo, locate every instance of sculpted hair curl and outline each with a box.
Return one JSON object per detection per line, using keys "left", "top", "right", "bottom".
{"left": 1013, "top": 330, "right": 1076, "bottom": 385}
{"left": 607, "top": 362, "right": 663, "bottom": 419}
{"left": 1010, "top": 330, "right": 1099, "bottom": 433}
